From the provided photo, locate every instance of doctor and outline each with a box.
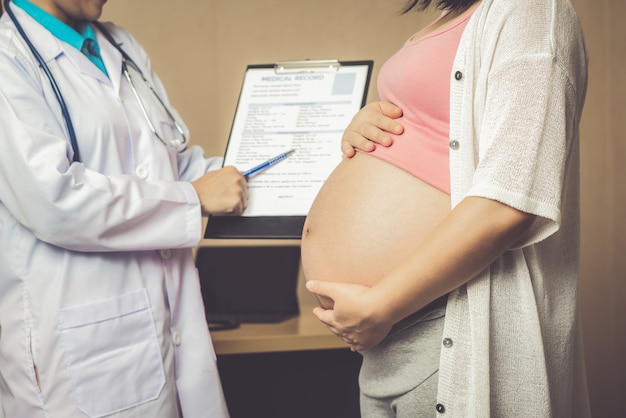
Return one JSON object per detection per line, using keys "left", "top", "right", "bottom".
{"left": 0, "top": 0, "right": 246, "bottom": 417}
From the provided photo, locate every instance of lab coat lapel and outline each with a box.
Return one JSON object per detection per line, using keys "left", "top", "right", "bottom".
{"left": 62, "top": 45, "right": 110, "bottom": 84}
{"left": 95, "top": 27, "right": 123, "bottom": 95}
{"left": 11, "top": 6, "right": 112, "bottom": 86}
{"left": 9, "top": 5, "right": 63, "bottom": 63}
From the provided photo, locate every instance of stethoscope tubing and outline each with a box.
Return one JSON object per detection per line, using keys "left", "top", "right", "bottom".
{"left": 4, "top": 0, "right": 81, "bottom": 162}
{"left": 3, "top": 1, "right": 183, "bottom": 162}
{"left": 96, "top": 20, "right": 187, "bottom": 149}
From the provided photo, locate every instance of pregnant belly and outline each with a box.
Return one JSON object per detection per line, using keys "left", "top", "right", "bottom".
{"left": 301, "top": 152, "right": 451, "bottom": 295}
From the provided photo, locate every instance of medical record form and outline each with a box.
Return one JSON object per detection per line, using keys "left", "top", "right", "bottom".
{"left": 207, "top": 60, "right": 373, "bottom": 239}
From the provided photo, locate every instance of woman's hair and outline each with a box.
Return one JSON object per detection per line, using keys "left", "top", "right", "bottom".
{"left": 401, "top": 0, "right": 478, "bottom": 14}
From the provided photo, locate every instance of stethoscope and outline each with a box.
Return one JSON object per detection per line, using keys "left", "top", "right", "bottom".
{"left": 3, "top": 0, "right": 187, "bottom": 163}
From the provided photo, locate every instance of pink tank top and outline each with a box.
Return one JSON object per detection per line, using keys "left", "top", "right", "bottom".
{"left": 368, "top": 12, "right": 472, "bottom": 195}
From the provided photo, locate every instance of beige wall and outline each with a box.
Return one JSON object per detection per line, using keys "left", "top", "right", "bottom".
{"left": 102, "top": 1, "right": 625, "bottom": 415}
{"left": 102, "top": 1, "right": 439, "bottom": 156}
{"left": 573, "top": 1, "right": 626, "bottom": 416}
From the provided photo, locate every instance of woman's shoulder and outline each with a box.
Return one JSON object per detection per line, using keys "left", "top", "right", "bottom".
{"left": 480, "top": 0, "right": 583, "bottom": 31}
{"left": 473, "top": 0, "right": 586, "bottom": 65}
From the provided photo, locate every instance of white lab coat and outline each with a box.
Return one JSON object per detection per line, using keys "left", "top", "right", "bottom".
{"left": 0, "top": 5, "right": 229, "bottom": 418}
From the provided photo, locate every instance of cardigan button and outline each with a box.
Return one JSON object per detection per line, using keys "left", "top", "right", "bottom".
{"left": 449, "top": 139, "right": 460, "bottom": 150}
{"left": 442, "top": 337, "right": 453, "bottom": 348}
{"left": 436, "top": 403, "right": 446, "bottom": 413}
{"left": 454, "top": 70, "right": 463, "bottom": 80}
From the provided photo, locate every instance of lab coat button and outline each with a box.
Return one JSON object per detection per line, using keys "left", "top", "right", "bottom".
{"left": 442, "top": 337, "right": 453, "bottom": 348}
{"left": 449, "top": 140, "right": 460, "bottom": 150}
{"left": 172, "top": 331, "right": 182, "bottom": 346}
{"left": 160, "top": 249, "right": 172, "bottom": 259}
{"left": 135, "top": 165, "right": 149, "bottom": 179}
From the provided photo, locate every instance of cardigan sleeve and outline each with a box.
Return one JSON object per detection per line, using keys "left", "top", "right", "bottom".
{"left": 465, "top": 55, "right": 579, "bottom": 247}
{"left": 451, "top": 0, "right": 587, "bottom": 249}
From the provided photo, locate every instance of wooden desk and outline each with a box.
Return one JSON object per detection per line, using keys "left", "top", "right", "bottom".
{"left": 199, "top": 240, "right": 362, "bottom": 417}
{"left": 214, "top": 310, "right": 362, "bottom": 418}
{"left": 213, "top": 307, "right": 362, "bottom": 418}
{"left": 211, "top": 303, "right": 348, "bottom": 355}
{"left": 199, "top": 238, "right": 349, "bottom": 354}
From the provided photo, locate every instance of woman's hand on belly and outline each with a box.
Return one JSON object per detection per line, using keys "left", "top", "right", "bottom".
{"left": 301, "top": 149, "right": 451, "bottom": 351}
{"left": 341, "top": 101, "right": 404, "bottom": 157}
{"left": 305, "top": 280, "right": 393, "bottom": 352}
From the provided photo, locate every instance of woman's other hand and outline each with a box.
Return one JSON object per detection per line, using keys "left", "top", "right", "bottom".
{"left": 341, "top": 101, "right": 404, "bottom": 158}
{"left": 306, "top": 280, "right": 394, "bottom": 352}
{"left": 192, "top": 166, "right": 248, "bottom": 216}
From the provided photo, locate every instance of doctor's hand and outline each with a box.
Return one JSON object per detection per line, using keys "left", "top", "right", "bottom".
{"left": 305, "top": 280, "right": 394, "bottom": 352}
{"left": 341, "top": 101, "right": 404, "bottom": 158}
{"left": 192, "top": 166, "right": 248, "bottom": 216}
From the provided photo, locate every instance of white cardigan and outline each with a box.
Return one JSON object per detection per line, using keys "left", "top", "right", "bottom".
{"left": 439, "top": 0, "right": 589, "bottom": 416}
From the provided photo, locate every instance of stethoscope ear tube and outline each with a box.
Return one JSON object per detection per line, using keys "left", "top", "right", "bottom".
{"left": 4, "top": 0, "right": 81, "bottom": 162}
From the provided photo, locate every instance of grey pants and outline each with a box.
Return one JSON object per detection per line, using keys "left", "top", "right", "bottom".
{"left": 360, "top": 370, "right": 439, "bottom": 418}
{"left": 359, "top": 305, "right": 445, "bottom": 418}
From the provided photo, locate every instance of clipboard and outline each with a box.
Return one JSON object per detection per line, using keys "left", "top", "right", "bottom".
{"left": 205, "top": 59, "right": 373, "bottom": 239}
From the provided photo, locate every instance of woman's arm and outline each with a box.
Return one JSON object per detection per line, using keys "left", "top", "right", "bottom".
{"left": 341, "top": 101, "right": 404, "bottom": 157}
{"left": 306, "top": 195, "right": 535, "bottom": 351}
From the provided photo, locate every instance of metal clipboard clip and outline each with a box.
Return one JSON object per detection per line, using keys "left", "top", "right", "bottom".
{"left": 274, "top": 59, "right": 340, "bottom": 74}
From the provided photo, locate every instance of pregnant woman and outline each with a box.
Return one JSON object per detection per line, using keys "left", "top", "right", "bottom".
{"left": 301, "top": 0, "right": 590, "bottom": 417}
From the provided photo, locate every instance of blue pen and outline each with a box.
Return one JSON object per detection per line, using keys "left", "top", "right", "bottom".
{"left": 242, "top": 149, "right": 296, "bottom": 179}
